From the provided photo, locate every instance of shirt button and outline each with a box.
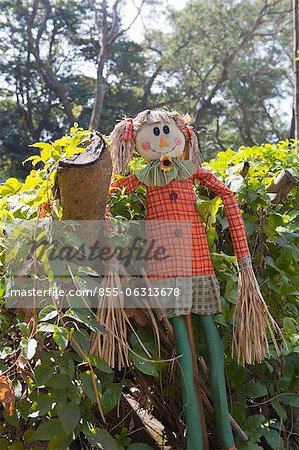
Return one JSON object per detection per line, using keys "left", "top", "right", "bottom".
{"left": 175, "top": 228, "right": 182, "bottom": 237}
{"left": 170, "top": 192, "right": 178, "bottom": 201}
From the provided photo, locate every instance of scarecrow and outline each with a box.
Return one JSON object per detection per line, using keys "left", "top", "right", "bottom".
{"left": 94, "top": 109, "right": 281, "bottom": 450}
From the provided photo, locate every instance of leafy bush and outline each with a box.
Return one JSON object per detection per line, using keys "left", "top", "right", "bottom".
{"left": 0, "top": 130, "right": 298, "bottom": 449}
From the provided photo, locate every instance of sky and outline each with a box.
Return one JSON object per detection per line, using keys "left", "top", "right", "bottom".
{"left": 98, "top": 0, "right": 292, "bottom": 123}
{"left": 80, "top": 0, "right": 186, "bottom": 78}
{"left": 119, "top": 0, "right": 187, "bottom": 42}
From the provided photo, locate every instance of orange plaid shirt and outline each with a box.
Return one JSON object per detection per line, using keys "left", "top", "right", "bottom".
{"left": 109, "top": 166, "right": 250, "bottom": 277}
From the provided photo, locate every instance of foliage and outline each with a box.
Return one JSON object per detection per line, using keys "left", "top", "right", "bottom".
{"left": 0, "top": 0, "right": 293, "bottom": 170}
{"left": 199, "top": 141, "right": 299, "bottom": 449}
{"left": 0, "top": 129, "right": 298, "bottom": 448}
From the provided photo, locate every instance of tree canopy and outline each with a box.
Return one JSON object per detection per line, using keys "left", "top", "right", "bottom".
{"left": 0, "top": 0, "right": 293, "bottom": 172}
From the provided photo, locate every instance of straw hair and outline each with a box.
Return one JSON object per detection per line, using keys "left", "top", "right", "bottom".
{"left": 109, "top": 109, "right": 203, "bottom": 174}
{"left": 233, "top": 267, "right": 283, "bottom": 365}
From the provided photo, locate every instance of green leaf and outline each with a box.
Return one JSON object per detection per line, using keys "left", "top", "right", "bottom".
{"left": 58, "top": 402, "right": 80, "bottom": 433}
{"left": 262, "top": 428, "right": 284, "bottom": 449}
{"left": 31, "top": 142, "right": 53, "bottom": 151}
{"left": 51, "top": 388, "right": 68, "bottom": 405}
{"left": 17, "top": 399, "right": 31, "bottom": 419}
{"left": 53, "top": 326, "right": 69, "bottom": 352}
{"left": 35, "top": 364, "right": 52, "bottom": 386}
{"left": 71, "top": 328, "right": 90, "bottom": 355}
{"left": 0, "top": 439, "right": 8, "bottom": 450}
{"left": 86, "top": 428, "right": 118, "bottom": 450}
{"left": 47, "top": 431, "right": 75, "bottom": 450}
{"left": 243, "top": 414, "right": 265, "bottom": 435}
{"left": 16, "top": 322, "right": 30, "bottom": 337}
{"left": 65, "top": 309, "right": 106, "bottom": 333}
{"left": 3, "top": 410, "right": 19, "bottom": 428}
{"left": 129, "top": 352, "right": 159, "bottom": 377}
{"left": 242, "top": 382, "right": 268, "bottom": 398}
{"left": 29, "top": 393, "right": 55, "bottom": 417}
{"left": 21, "top": 338, "right": 37, "bottom": 360}
{"left": 41, "top": 146, "right": 52, "bottom": 163}
{"left": 58, "top": 356, "right": 75, "bottom": 379}
{"left": 47, "top": 373, "right": 71, "bottom": 389}
{"left": 79, "top": 371, "right": 101, "bottom": 403}
{"left": 101, "top": 384, "right": 122, "bottom": 415}
{"left": 279, "top": 394, "right": 299, "bottom": 407}
{"left": 88, "top": 354, "right": 113, "bottom": 373}
{"left": 38, "top": 323, "right": 55, "bottom": 333}
{"left": 128, "top": 445, "right": 155, "bottom": 450}
{"left": 271, "top": 398, "right": 287, "bottom": 421}
{"left": 9, "top": 441, "right": 23, "bottom": 450}
{"left": 226, "top": 174, "right": 245, "bottom": 192}
{"left": 240, "top": 444, "right": 263, "bottom": 450}
{"left": 26, "top": 418, "right": 62, "bottom": 441}
{"left": 38, "top": 306, "right": 58, "bottom": 322}
{"left": 68, "top": 382, "right": 81, "bottom": 404}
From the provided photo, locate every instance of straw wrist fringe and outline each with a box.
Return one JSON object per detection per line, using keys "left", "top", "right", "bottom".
{"left": 237, "top": 255, "right": 253, "bottom": 271}
{"left": 233, "top": 266, "right": 283, "bottom": 365}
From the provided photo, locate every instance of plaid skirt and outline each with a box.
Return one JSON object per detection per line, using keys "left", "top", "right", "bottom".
{"left": 151, "top": 274, "right": 221, "bottom": 318}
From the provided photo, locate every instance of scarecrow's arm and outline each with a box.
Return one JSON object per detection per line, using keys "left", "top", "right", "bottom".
{"left": 194, "top": 167, "right": 251, "bottom": 266}
{"left": 194, "top": 166, "right": 283, "bottom": 364}
{"left": 109, "top": 174, "right": 141, "bottom": 195}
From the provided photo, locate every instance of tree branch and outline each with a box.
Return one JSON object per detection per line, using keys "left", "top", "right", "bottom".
{"left": 27, "top": 0, "right": 75, "bottom": 125}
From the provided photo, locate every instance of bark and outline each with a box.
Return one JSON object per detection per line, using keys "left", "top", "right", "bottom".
{"left": 89, "top": 0, "right": 145, "bottom": 130}
{"left": 89, "top": 1, "right": 109, "bottom": 131}
{"left": 56, "top": 134, "right": 112, "bottom": 220}
{"left": 240, "top": 102, "right": 255, "bottom": 146}
{"left": 267, "top": 169, "right": 298, "bottom": 206}
{"left": 140, "top": 64, "right": 162, "bottom": 109}
{"left": 27, "top": 0, "right": 75, "bottom": 126}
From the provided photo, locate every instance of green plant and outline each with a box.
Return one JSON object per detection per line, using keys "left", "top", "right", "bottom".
{"left": 0, "top": 131, "right": 298, "bottom": 449}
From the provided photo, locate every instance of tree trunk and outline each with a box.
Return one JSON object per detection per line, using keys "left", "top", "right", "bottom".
{"left": 27, "top": 0, "right": 75, "bottom": 126}
{"left": 89, "top": 0, "right": 109, "bottom": 131}
{"left": 294, "top": 0, "right": 299, "bottom": 145}
{"left": 56, "top": 133, "right": 112, "bottom": 220}
{"left": 89, "top": 65, "right": 107, "bottom": 131}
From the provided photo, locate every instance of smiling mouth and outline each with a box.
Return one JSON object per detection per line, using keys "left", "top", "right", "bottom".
{"left": 149, "top": 144, "right": 177, "bottom": 155}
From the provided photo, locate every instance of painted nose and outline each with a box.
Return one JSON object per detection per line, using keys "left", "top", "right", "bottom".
{"left": 159, "top": 134, "right": 169, "bottom": 147}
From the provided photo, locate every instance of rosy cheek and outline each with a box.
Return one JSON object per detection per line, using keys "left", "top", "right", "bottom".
{"left": 175, "top": 137, "right": 182, "bottom": 146}
{"left": 141, "top": 141, "right": 150, "bottom": 151}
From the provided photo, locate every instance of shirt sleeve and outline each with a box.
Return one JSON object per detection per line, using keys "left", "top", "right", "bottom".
{"left": 109, "top": 174, "right": 142, "bottom": 195}
{"left": 193, "top": 166, "right": 250, "bottom": 260}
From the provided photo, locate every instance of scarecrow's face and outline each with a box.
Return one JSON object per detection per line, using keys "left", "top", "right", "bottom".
{"left": 135, "top": 119, "right": 185, "bottom": 161}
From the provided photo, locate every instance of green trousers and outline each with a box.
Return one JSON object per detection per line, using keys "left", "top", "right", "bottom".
{"left": 170, "top": 314, "right": 234, "bottom": 450}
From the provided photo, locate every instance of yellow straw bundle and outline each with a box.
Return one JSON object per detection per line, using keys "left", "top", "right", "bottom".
{"left": 90, "top": 271, "right": 130, "bottom": 370}
{"left": 233, "top": 267, "right": 283, "bottom": 365}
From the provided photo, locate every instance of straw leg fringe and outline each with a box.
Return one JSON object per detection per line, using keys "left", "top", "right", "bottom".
{"left": 232, "top": 267, "right": 283, "bottom": 365}
{"left": 90, "top": 270, "right": 162, "bottom": 370}
{"left": 90, "top": 272, "right": 130, "bottom": 370}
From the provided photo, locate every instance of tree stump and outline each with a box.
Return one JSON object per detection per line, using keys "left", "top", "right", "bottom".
{"left": 56, "top": 133, "right": 112, "bottom": 220}
{"left": 267, "top": 169, "right": 297, "bottom": 207}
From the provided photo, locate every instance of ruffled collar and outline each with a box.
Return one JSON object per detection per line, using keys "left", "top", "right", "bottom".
{"left": 134, "top": 156, "right": 197, "bottom": 186}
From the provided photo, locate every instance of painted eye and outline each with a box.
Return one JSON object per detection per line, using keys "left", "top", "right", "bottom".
{"left": 163, "top": 125, "right": 170, "bottom": 134}
{"left": 153, "top": 127, "right": 160, "bottom": 136}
